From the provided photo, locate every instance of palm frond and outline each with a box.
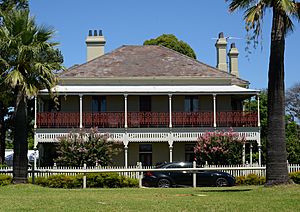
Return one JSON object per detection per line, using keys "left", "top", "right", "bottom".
{"left": 226, "top": 0, "right": 257, "bottom": 12}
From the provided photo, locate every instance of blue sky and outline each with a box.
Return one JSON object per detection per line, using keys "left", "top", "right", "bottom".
{"left": 29, "top": 0, "right": 299, "bottom": 90}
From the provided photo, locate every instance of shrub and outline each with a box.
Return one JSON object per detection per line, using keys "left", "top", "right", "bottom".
{"left": 0, "top": 174, "right": 12, "bottom": 186}
{"left": 289, "top": 171, "right": 300, "bottom": 184}
{"left": 235, "top": 174, "right": 265, "bottom": 185}
{"left": 35, "top": 173, "right": 138, "bottom": 188}
{"left": 55, "top": 128, "right": 122, "bottom": 167}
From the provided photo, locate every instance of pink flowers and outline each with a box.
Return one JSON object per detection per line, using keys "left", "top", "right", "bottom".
{"left": 194, "top": 129, "right": 245, "bottom": 165}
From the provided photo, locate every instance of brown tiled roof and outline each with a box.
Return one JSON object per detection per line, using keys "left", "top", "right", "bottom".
{"left": 60, "top": 45, "right": 248, "bottom": 85}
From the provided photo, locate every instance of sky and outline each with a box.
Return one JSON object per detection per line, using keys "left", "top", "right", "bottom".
{"left": 29, "top": 0, "right": 300, "bottom": 90}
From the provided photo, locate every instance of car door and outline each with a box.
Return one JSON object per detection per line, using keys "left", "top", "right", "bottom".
{"left": 196, "top": 171, "right": 214, "bottom": 186}
{"left": 168, "top": 164, "right": 193, "bottom": 186}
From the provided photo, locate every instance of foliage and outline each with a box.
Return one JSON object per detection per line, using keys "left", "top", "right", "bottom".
{"left": 289, "top": 171, "right": 300, "bottom": 184}
{"left": 235, "top": 174, "right": 265, "bottom": 185}
{"left": 226, "top": 0, "right": 300, "bottom": 185}
{"left": 0, "top": 174, "right": 12, "bottom": 186}
{"left": 54, "top": 129, "right": 122, "bottom": 167}
{"left": 35, "top": 173, "right": 138, "bottom": 188}
{"left": 285, "top": 82, "right": 300, "bottom": 121}
{"left": 194, "top": 129, "right": 245, "bottom": 165}
{"left": 286, "top": 121, "right": 300, "bottom": 163}
{"left": 143, "top": 34, "right": 197, "bottom": 59}
{"left": 0, "top": 8, "right": 64, "bottom": 183}
{"left": 0, "top": 0, "right": 28, "bottom": 11}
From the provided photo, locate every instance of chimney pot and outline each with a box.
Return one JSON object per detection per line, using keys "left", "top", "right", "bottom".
{"left": 219, "top": 32, "right": 224, "bottom": 38}
{"left": 231, "top": 43, "right": 236, "bottom": 48}
{"left": 86, "top": 29, "right": 106, "bottom": 62}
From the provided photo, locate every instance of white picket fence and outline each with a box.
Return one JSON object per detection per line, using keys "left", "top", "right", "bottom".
{"left": 1, "top": 164, "right": 300, "bottom": 179}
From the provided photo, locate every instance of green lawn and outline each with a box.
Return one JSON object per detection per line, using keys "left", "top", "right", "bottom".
{"left": 0, "top": 184, "right": 299, "bottom": 212}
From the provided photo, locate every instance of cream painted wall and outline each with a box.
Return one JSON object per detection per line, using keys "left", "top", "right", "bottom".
{"left": 107, "top": 96, "right": 123, "bottom": 112}
{"left": 152, "top": 143, "right": 169, "bottom": 164}
{"left": 217, "top": 95, "right": 232, "bottom": 111}
{"left": 128, "top": 96, "right": 139, "bottom": 111}
{"left": 61, "top": 96, "right": 79, "bottom": 112}
{"left": 173, "top": 96, "right": 184, "bottom": 111}
{"left": 199, "top": 95, "right": 213, "bottom": 111}
{"left": 128, "top": 143, "right": 139, "bottom": 166}
{"left": 152, "top": 96, "right": 168, "bottom": 112}
{"left": 173, "top": 142, "right": 186, "bottom": 162}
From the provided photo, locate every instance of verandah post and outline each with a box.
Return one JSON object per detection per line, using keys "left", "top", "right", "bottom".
{"left": 193, "top": 161, "right": 196, "bottom": 188}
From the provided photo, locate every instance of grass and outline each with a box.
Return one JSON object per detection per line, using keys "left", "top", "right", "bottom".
{"left": 0, "top": 184, "right": 299, "bottom": 211}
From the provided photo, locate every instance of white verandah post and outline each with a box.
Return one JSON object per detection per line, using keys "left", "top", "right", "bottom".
{"left": 257, "top": 94, "right": 262, "bottom": 166}
{"left": 79, "top": 94, "right": 83, "bottom": 129}
{"left": 213, "top": 94, "right": 217, "bottom": 128}
{"left": 168, "top": 94, "right": 172, "bottom": 128}
{"left": 124, "top": 94, "right": 128, "bottom": 129}
{"left": 34, "top": 96, "right": 38, "bottom": 148}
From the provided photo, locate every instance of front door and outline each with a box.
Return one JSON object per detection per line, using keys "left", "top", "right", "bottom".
{"left": 139, "top": 144, "right": 152, "bottom": 166}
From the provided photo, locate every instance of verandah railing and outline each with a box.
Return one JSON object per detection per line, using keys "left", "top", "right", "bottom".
{"left": 37, "top": 111, "right": 258, "bottom": 128}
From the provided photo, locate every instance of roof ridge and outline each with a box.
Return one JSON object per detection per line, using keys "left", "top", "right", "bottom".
{"left": 155, "top": 45, "right": 248, "bottom": 83}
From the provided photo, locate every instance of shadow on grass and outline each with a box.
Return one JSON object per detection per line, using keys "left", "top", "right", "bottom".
{"left": 199, "top": 188, "right": 253, "bottom": 193}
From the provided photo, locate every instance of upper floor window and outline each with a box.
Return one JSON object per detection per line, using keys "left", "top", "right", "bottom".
{"left": 92, "top": 96, "right": 106, "bottom": 112}
{"left": 184, "top": 96, "right": 199, "bottom": 112}
{"left": 140, "top": 96, "right": 151, "bottom": 112}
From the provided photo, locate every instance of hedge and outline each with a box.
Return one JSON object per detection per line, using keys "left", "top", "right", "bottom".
{"left": 0, "top": 174, "right": 12, "bottom": 186}
{"left": 35, "top": 173, "right": 139, "bottom": 188}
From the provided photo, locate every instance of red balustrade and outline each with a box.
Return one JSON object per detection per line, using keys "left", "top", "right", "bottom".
{"left": 128, "top": 112, "right": 169, "bottom": 128}
{"left": 217, "top": 111, "right": 258, "bottom": 127}
{"left": 37, "top": 112, "right": 79, "bottom": 128}
{"left": 83, "top": 112, "right": 124, "bottom": 128}
{"left": 37, "top": 111, "right": 258, "bottom": 128}
{"left": 172, "top": 112, "right": 213, "bottom": 127}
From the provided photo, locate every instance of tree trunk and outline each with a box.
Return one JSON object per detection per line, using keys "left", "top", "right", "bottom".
{"left": 266, "top": 8, "right": 290, "bottom": 185}
{"left": 13, "top": 91, "right": 28, "bottom": 183}
{"left": 0, "top": 101, "right": 6, "bottom": 164}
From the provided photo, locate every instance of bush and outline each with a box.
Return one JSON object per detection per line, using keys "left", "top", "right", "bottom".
{"left": 236, "top": 174, "right": 265, "bottom": 185}
{"left": 289, "top": 171, "right": 300, "bottom": 184}
{"left": 0, "top": 174, "right": 12, "bottom": 186}
{"left": 35, "top": 173, "right": 138, "bottom": 189}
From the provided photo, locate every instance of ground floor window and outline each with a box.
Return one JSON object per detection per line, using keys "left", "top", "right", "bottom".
{"left": 139, "top": 144, "right": 152, "bottom": 166}
{"left": 185, "top": 144, "right": 195, "bottom": 162}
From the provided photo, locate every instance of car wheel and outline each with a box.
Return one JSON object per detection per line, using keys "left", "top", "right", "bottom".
{"left": 215, "top": 177, "right": 229, "bottom": 187}
{"left": 157, "top": 178, "right": 171, "bottom": 188}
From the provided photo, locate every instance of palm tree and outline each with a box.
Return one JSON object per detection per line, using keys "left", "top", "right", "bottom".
{"left": 0, "top": 9, "right": 63, "bottom": 183}
{"left": 226, "top": 0, "right": 300, "bottom": 185}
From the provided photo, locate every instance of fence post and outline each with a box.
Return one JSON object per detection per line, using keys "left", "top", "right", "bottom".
{"left": 138, "top": 162, "right": 143, "bottom": 188}
{"left": 83, "top": 163, "right": 87, "bottom": 189}
{"left": 193, "top": 161, "right": 196, "bottom": 188}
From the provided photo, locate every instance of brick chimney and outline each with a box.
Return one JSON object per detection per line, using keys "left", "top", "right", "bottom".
{"left": 228, "top": 43, "right": 239, "bottom": 77}
{"left": 85, "top": 29, "right": 106, "bottom": 62}
{"left": 215, "top": 32, "right": 227, "bottom": 72}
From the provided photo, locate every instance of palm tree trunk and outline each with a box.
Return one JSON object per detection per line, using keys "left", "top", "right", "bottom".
{"left": 266, "top": 8, "right": 290, "bottom": 185}
{"left": 0, "top": 101, "right": 5, "bottom": 164}
{"left": 13, "top": 91, "right": 28, "bottom": 183}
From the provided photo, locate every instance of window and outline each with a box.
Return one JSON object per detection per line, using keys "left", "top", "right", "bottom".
{"left": 139, "top": 144, "right": 152, "bottom": 166}
{"left": 184, "top": 96, "right": 199, "bottom": 112}
{"left": 140, "top": 96, "right": 151, "bottom": 111}
{"left": 92, "top": 96, "right": 106, "bottom": 112}
{"left": 185, "top": 144, "right": 195, "bottom": 162}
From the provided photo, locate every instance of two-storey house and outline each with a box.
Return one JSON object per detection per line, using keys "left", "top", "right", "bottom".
{"left": 34, "top": 30, "right": 261, "bottom": 166}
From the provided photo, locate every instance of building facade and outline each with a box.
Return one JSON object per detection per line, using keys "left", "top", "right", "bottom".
{"left": 34, "top": 31, "right": 261, "bottom": 166}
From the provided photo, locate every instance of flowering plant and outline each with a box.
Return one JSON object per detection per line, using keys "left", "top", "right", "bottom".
{"left": 55, "top": 128, "right": 122, "bottom": 167}
{"left": 194, "top": 129, "right": 245, "bottom": 165}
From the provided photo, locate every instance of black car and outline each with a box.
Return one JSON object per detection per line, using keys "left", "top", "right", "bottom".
{"left": 142, "top": 162, "right": 235, "bottom": 188}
